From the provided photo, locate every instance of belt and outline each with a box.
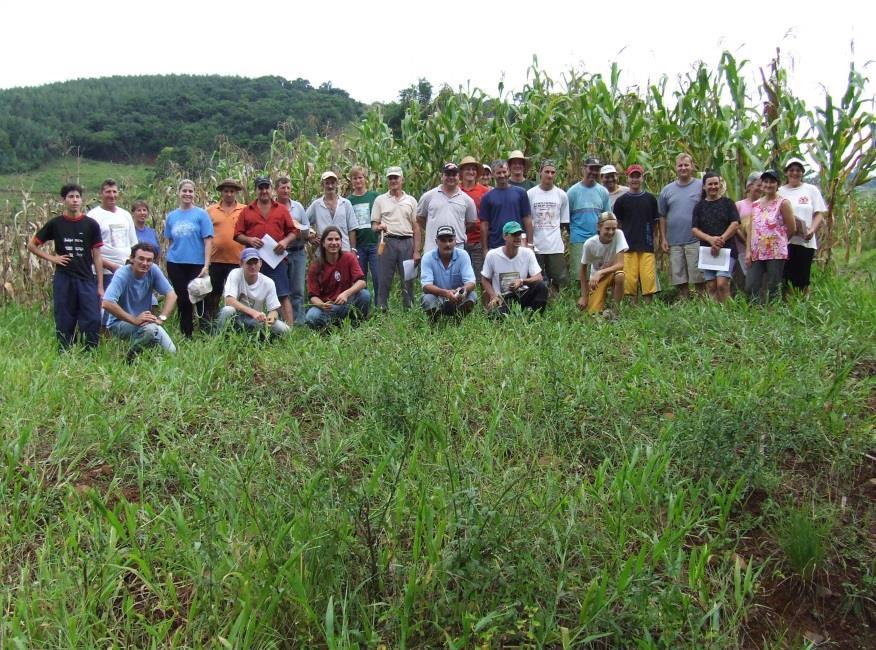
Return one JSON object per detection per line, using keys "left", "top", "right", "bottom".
{"left": 286, "top": 244, "right": 306, "bottom": 251}
{"left": 385, "top": 234, "right": 412, "bottom": 239}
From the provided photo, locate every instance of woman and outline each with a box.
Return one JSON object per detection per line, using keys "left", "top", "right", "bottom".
{"left": 164, "top": 179, "right": 213, "bottom": 337}
{"left": 779, "top": 158, "right": 827, "bottom": 295}
{"left": 734, "top": 172, "right": 762, "bottom": 277}
{"left": 746, "top": 170, "right": 796, "bottom": 304}
{"left": 347, "top": 166, "right": 380, "bottom": 300}
{"left": 691, "top": 171, "right": 740, "bottom": 303}
{"left": 305, "top": 226, "right": 371, "bottom": 329}
{"left": 132, "top": 199, "right": 160, "bottom": 255}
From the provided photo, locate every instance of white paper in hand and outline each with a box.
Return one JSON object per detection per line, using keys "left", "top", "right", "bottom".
{"left": 258, "top": 234, "right": 288, "bottom": 269}
{"left": 402, "top": 259, "right": 418, "bottom": 281}
{"left": 697, "top": 246, "right": 731, "bottom": 272}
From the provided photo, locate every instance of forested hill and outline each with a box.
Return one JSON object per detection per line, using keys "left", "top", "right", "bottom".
{"left": 0, "top": 75, "right": 364, "bottom": 173}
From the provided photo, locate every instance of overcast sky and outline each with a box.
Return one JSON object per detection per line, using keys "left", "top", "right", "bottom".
{"left": 3, "top": 1, "right": 872, "bottom": 110}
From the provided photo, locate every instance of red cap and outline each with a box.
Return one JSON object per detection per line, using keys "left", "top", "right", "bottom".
{"left": 625, "top": 164, "right": 644, "bottom": 175}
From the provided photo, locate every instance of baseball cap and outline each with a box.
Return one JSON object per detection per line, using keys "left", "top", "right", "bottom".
{"left": 436, "top": 225, "right": 456, "bottom": 239}
{"left": 320, "top": 171, "right": 338, "bottom": 182}
{"left": 442, "top": 162, "right": 459, "bottom": 174}
{"left": 784, "top": 157, "right": 806, "bottom": 171}
{"left": 584, "top": 156, "right": 603, "bottom": 168}
{"left": 254, "top": 176, "right": 271, "bottom": 188}
{"left": 386, "top": 166, "right": 403, "bottom": 178}
{"left": 240, "top": 247, "right": 261, "bottom": 262}
{"left": 503, "top": 221, "right": 524, "bottom": 236}
{"left": 626, "top": 164, "right": 644, "bottom": 175}
{"left": 600, "top": 165, "right": 618, "bottom": 175}
{"left": 760, "top": 169, "right": 780, "bottom": 182}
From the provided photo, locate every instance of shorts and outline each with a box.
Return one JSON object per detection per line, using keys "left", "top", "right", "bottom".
{"left": 588, "top": 270, "right": 624, "bottom": 313}
{"left": 260, "top": 258, "right": 291, "bottom": 298}
{"left": 623, "top": 252, "right": 657, "bottom": 295}
{"left": 570, "top": 242, "right": 586, "bottom": 284}
{"left": 784, "top": 244, "right": 815, "bottom": 289}
{"left": 702, "top": 255, "right": 735, "bottom": 281}
{"left": 669, "top": 242, "right": 704, "bottom": 286}
{"left": 536, "top": 252, "right": 568, "bottom": 287}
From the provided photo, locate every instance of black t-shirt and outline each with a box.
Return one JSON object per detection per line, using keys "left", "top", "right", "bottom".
{"left": 34, "top": 214, "right": 103, "bottom": 280}
{"left": 614, "top": 191, "right": 659, "bottom": 252}
{"left": 692, "top": 197, "right": 740, "bottom": 247}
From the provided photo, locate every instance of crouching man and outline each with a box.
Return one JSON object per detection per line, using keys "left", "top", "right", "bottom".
{"left": 218, "top": 248, "right": 290, "bottom": 338}
{"left": 481, "top": 221, "right": 548, "bottom": 315}
{"left": 577, "top": 212, "right": 628, "bottom": 316}
{"left": 102, "top": 243, "right": 177, "bottom": 360}
{"left": 420, "top": 225, "right": 477, "bottom": 319}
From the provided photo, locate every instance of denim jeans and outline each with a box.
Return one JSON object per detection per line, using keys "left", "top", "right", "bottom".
{"left": 286, "top": 248, "right": 308, "bottom": 324}
{"left": 304, "top": 289, "right": 371, "bottom": 329}
{"left": 109, "top": 321, "right": 177, "bottom": 354}
{"left": 357, "top": 244, "right": 380, "bottom": 300}
{"left": 217, "top": 306, "right": 290, "bottom": 337}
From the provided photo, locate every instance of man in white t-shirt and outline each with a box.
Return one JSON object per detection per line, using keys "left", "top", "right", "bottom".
{"left": 481, "top": 221, "right": 548, "bottom": 315}
{"left": 779, "top": 157, "right": 827, "bottom": 295}
{"left": 217, "top": 248, "right": 290, "bottom": 338}
{"left": 527, "top": 159, "right": 570, "bottom": 293}
{"left": 578, "top": 212, "right": 628, "bottom": 315}
{"left": 87, "top": 179, "right": 138, "bottom": 281}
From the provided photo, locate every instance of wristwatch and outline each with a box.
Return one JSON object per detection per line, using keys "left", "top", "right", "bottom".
{"left": 158, "top": 315, "right": 167, "bottom": 322}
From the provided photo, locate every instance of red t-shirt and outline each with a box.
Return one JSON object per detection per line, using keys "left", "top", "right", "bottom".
{"left": 234, "top": 200, "right": 297, "bottom": 242}
{"left": 307, "top": 251, "right": 364, "bottom": 302}
{"left": 461, "top": 184, "right": 490, "bottom": 245}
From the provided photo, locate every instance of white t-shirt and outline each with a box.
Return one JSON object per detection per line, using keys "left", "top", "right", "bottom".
{"left": 779, "top": 183, "right": 827, "bottom": 249}
{"left": 223, "top": 268, "right": 281, "bottom": 313}
{"left": 580, "top": 230, "right": 629, "bottom": 271}
{"left": 481, "top": 246, "right": 542, "bottom": 295}
{"left": 87, "top": 205, "right": 138, "bottom": 269}
{"left": 527, "top": 185, "right": 570, "bottom": 254}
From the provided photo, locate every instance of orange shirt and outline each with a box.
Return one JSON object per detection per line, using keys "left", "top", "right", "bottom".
{"left": 208, "top": 202, "right": 245, "bottom": 264}
{"left": 461, "top": 183, "right": 490, "bottom": 245}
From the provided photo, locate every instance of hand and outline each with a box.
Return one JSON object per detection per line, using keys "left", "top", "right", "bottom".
{"left": 713, "top": 235, "right": 724, "bottom": 248}
{"left": 413, "top": 249, "right": 421, "bottom": 263}
{"left": 710, "top": 245, "right": 721, "bottom": 257}
{"left": 589, "top": 273, "right": 601, "bottom": 290}
{"left": 250, "top": 237, "right": 264, "bottom": 249}
{"left": 273, "top": 242, "right": 285, "bottom": 254}
{"left": 199, "top": 265, "right": 209, "bottom": 278}
{"left": 661, "top": 240, "right": 669, "bottom": 253}
{"left": 334, "top": 292, "right": 349, "bottom": 306}
{"left": 96, "top": 285, "right": 104, "bottom": 300}
{"left": 320, "top": 301, "right": 334, "bottom": 312}
{"left": 745, "top": 251, "right": 752, "bottom": 266}
{"left": 487, "top": 295, "right": 503, "bottom": 309}
{"left": 252, "top": 311, "right": 267, "bottom": 323}
{"left": 577, "top": 296, "right": 588, "bottom": 311}
{"left": 510, "top": 279, "right": 523, "bottom": 291}
{"left": 53, "top": 254, "right": 72, "bottom": 266}
{"left": 265, "top": 313, "right": 276, "bottom": 326}
{"left": 805, "top": 228, "right": 815, "bottom": 241}
{"left": 135, "top": 311, "right": 157, "bottom": 326}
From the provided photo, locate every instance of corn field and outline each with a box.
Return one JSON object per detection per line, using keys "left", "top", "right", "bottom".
{"left": 2, "top": 51, "right": 874, "bottom": 306}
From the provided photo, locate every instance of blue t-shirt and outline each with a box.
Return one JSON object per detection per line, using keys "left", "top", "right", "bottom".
{"left": 135, "top": 225, "right": 160, "bottom": 256}
{"left": 420, "top": 247, "right": 476, "bottom": 294}
{"left": 164, "top": 207, "right": 213, "bottom": 264}
{"left": 657, "top": 179, "right": 702, "bottom": 246}
{"left": 104, "top": 264, "right": 173, "bottom": 327}
{"left": 567, "top": 182, "right": 610, "bottom": 243}
{"left": 479, "top": 186, "right": 531, "bottom": 249}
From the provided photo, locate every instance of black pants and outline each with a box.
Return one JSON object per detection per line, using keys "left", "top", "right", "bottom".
{"left": 491, "top": 281, "right": 549, "bottom": 315}
{"left": 746, "top": 259, "right": 785, "bottom": 304}
{"left": 205, "top": 262, "right": 237, "bottom": 322}
{"left": 784, "top": 244, "right": 815, "bottom": 290}
{"left": 166, "top": 261, "right": 203, "bottom": 338}
{"left": 53, "top": 272, "right": 101, "bottom": 349}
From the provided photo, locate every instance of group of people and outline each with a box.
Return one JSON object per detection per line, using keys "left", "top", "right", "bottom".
{"left": 28, "top": 151, "right": 825, "bottom": 358}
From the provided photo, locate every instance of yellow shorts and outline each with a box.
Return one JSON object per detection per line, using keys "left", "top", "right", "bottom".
{"left": 588, "top": 270, "right": 624, "bottom": 313}
{"left": 623, "top": 252, "right": 657, "bottom": 296}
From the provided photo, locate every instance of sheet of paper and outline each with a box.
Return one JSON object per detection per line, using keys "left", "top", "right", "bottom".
{"left": 403, "top": 258, "right": 418, "bottom": 281}
{"left": 697, "top": 246, "right": 731, "bottom": 272}
{"left": 258, "top": 234, "right": 288, "bottom": 269}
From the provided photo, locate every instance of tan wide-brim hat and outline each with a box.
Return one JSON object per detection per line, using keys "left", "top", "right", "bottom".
{"left": 507, "top": 150, "right": 530, "bottom": 168}
{"left": 216, "top": 178, "right": 243, "bottom": 191}
{"left": 459, "top": 155, "right": 481, "bottom": 171}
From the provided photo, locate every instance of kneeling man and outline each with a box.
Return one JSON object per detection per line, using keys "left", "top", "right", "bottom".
{"left": 102, "top": 243, "right": 177, "bottom": 359}
{"left": 481, "top": 221, "right": 548, "bottom": 315}
{"left": 577, "top": 212, "right": 628, "bottom": 315}
{"left": 218, "top": 248, "right": 290, "bottom": 338}
{"left": 420, "top": 225, "right": 477, "bottom": 318}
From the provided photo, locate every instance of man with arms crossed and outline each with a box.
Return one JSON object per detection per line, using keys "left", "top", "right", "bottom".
{"left": 658, "top": 153, "right": 703, "bottom": 298}
{"left": 88, "top": 179, "right": 137, "bottom": 310}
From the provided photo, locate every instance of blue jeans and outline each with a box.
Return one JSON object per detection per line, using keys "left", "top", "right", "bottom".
{"left": 357, "top": 244, "right": 380, "bottom": 300}
{"left": 217, "top": 306, "right": 290, "bottom": 337}
{"left": 304, "top": 289, "right": 371, "bottom": 329}
{"left": 286, "top": 248, "right": 307, "bottom": 324}
{"left": 109, "top": 321, "right": 176, "bottom": 354}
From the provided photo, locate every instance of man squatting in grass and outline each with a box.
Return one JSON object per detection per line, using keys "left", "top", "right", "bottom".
{"left": 481, "top": 221, "right": 548, "bottom": 315}
{"left": 370, "top": 166, "right": 420, "bottom": 311}
{"left": 578, "top": 212, "right": 628, "bottom": 315}
{"left": 659, "top": 153, "right": 704, "bottom": 299}
{"left": 613, "top": 164, "right": 659, "bottom": 304}
{"left": 527, "top": 159, "right": 570, "bottom": 295}
{"left": 102, "top": 242, "right": 178, "bottom": 360}
{"left": 234, "top": 176, "right": 298, "bottom": 325}
{"left": 28, "top": 183, "right": 105, "bottom": 350}
{"left": 217, "top": 247, "right": 289, "bottom": 338}
{"left": 420, "top": 225, "right": 477, "bottom": 319}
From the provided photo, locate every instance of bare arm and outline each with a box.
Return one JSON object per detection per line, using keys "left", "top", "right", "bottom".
{"left": 523, "top": 215, "right": 534, "bottom": 248}
{"left": 658, "top": 217, "right": 669, "bottom": 252}
{"left": 201, "top": 238, "right": 212, "bottom": 276}
{"left": 92, "top": 248, "right": 104, "bottom": 296}
{"left": 27, "top": 237, "right": 70, "bottom": 267}
{"left": 225, "top": 294, "right": 265, "bottom": 321}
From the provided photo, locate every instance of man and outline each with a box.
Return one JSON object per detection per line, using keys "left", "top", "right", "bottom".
{"left": 779, "top": 157, "right": 826, "bottom": 296}
{"left": 458, "top": 155, "right": 490, "bottom": 278}
{"left": 577, "top": 212, "right": 628, "bottom": 316}
{"left": 28, "top": 183, "right": 104, "bottom": 350}
{"left": 567, "top": 157, "right": 611, "bottom": 286}
{"left": 205, "top": 178, "right": 245, "bottom": 322}
{"left": 481, "top": 164, "right": 493, "bottom": 187}
{"left": 217, "top": 247, "right": 289, "bottom": 338}
{"left": 420, "top": 225, "right": 477, "bottom": 318}
{"left": 102, "top": 243, "right": 177, "bottom": 360}
{"left": 507, "top": 150, "right": 535, "bottom": 190}
{"left": 416, "top": 162, "right": 477, "bottom": 253}
{"left": 600, "top": 164, "right": 629, "bottom": 208}
{"left": 481, "top": 221, "right": 548, "bottom": 315}
{"left": 658, "top": 153, "right": 704, "bottom": 298}
{"left": 613, "top": 164, "right": 659, "bottom": 304}
{"left": 479, "top": 160, "right": 534, "bottom": 254}
{"left": 234, "top": 176, "right": 298, "bottom": 324}
{"left": 371, "top": 166, "right": 420, "bottom": 310}
{"left": 527, "top": 159, "right": 570, "bottom": 293}
{"left": 305, "top": 171, "right": 358, "bottom": 251}
{"left": 275, "top": 175, "right": 310, "bottom": 323}
{"left": 348, "top": 166, "right": 380, "bottom": 299}
{"left": 87, "top": 179, "right": 137, "bottom": 288}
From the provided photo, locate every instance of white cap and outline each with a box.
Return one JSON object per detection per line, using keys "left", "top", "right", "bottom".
{"left": 600, "top": 165, "right": 618, "bottom": 175}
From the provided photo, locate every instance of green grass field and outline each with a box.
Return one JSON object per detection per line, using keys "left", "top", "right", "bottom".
{"left": 0, "top": 157, "right": 153, "bottom": 202}
{"left": 0, "top": 275, "right": 873, "bottom": 648}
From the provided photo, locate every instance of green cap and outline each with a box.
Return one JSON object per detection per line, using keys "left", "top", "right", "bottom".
{"left": 503, "top": 221, "right": 524, "bottom": 236}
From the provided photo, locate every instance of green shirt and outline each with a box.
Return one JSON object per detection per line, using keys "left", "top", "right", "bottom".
{"left": 348, "top": 191, "right": 379, "bottom": 246}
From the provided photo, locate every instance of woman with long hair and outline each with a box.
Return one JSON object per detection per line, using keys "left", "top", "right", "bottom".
{"left": 304, "top": 226, "right": 370, "bottom": 329}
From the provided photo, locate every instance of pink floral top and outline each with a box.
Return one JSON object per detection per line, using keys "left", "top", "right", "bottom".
{"left": 750, "top": 197, "right": 790, "bottom": 261}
